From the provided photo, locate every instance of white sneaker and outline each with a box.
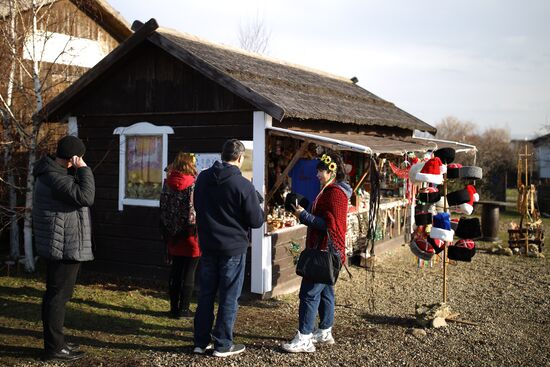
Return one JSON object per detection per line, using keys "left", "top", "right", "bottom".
{"left": 213, "top": 344, "right": 245, "bottom": 357}
{"left": 281, "top": 331, "right": 316, "bottom": 353}
{"left": 193, "top": 343, "right": 214, "bottom": 354}
{"left": 312, "top": 327, "right": 335, "bottom": 345}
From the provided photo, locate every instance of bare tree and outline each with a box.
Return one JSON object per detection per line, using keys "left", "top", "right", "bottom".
{"left": 0, "top": 0, "right": 84, "bottom": 271}
{"left": 238, "top": 12, "right": 271, "bottom": 54}
{"left": 435, "top": 116, "right": 477, "bottom": 142}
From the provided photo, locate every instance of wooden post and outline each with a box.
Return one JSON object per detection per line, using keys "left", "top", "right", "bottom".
{"left": 524, "top": 145, "right": 529, "bottom": 256}
{"left": 443, "top": 173, "right": 448, "bottom": 303}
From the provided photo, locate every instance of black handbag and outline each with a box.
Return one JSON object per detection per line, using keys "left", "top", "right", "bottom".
{"left": 295, "top": 233, "right": 342, "bottom": 285}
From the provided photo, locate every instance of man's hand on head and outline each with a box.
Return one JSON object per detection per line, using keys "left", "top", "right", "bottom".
{"left": 71, "top": 156, "right": 87, "bottom": 168}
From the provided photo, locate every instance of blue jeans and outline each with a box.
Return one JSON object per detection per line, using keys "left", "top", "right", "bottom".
{"left": 193, "top": 253, "right": 246, "bottom": 349}
{"left": 298, "top": 279, "right": 335, "bottom": 334}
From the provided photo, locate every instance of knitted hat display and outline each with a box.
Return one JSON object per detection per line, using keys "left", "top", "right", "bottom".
{"left": 447, "top": 163, "right": 463, "bottom": 179}
{"left": 454, "top": 185, "right": 480, "bottom": 215}
{"left": 415, "top": 212, "right": 433, "bottom": 226}
{"left": 284, "top": 192, "right": 310, "bottom": 212}
{"left": 434, "top": 147, "right": 455, "bottom": 165}
{"left": 447, "top": 189, "right": 471, "bottom": 206}
{"left": 410, "top": 237, "right": 435, "bottom": 260}
{"left": 409, "top": 161, "right": 426, "bottom": 184}
{"left": 430, "top": 212, "right": 454, "bottom": 242}
{"left": 448, "top": 239, "right": 476, "bottom": 262}
{"left": 459, "top": 166, "right": 483, "bottom": 180}
{"left": 415, "top": 157, "right": 444, "bottom": 184}
{"left": 56, "top": 135, "right": 86, "bottom": 159}
{"left": 455, "top": 217, "right": 482, "bottom": 239}
{"left": 416, "top": 187, "right": 441, "bottom": 204}
{"left": 427, "top": 237, "right": 445, "bottom": 254}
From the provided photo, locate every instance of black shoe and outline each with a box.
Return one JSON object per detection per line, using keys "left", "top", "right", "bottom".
{"left": 42, "top": 348, "right": 85, "bottom": 361}
{"left": 65, "top": 342, "right": 80, "bottom": 351}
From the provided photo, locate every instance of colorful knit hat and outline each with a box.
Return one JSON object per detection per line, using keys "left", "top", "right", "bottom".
{"left": 430, "top": 212, "right": 454, "bottom": 242}
{"left": 415, "top": 157, "right": 444, "bottom": 184}
{"left": 448, "top": 239, "right": 476, "bottom": 262}
{"left": 454, "top": 185, "right": 479, "bottom": 215}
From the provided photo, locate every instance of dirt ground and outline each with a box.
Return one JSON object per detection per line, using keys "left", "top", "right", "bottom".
{"left": 8, "top": 242, "right": 549, "bottom": 367}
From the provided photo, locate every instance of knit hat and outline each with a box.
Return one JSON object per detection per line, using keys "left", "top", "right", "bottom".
{"left": 447, "top": 163, "right": 462, "bottom": 179}
{"left": 415, "top": 157, "right": 444, "bottom": 184}
{"left": 454, "top": 185, "right": 479, "bottom": 215}
{"left": 447, "top": 189, "right": 471, "bottom": 207}
{"left": 455, "top": 217, "right": 482, "bottom": 239}
{"left": 434, "top": 148, "right": 455, "bottom": 164}
{"left": 448, "top": 239, "right": 476, "bottom": 262}
{"left": 284, "top": 192, "right": 310, "bottom": 212}
{"left": 416, "top": 187, "right": 441, "bottom": 204}
{"left": 427, "top": 237, "right": 445, "bottom": 254}
{"left": 410, "top": 237, "right": 435, "bottom": 260}
{"left": 415, "top": 203, "right": 433, "bottom": 214}
{"left": 56, "top": 135, "right": 86, "bottom": 159}
{"left": 430, "top": 212, "right": 454, "bottom": 242}
{"left": 459, "top": 166, "right": 483, "bottom": 180}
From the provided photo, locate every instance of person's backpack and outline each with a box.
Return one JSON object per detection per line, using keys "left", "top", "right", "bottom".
{"left": 159, "top": 182, "right": 196, "bottom": 239}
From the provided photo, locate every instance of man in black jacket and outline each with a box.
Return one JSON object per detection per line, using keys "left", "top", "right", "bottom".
{"left": 193, "top": 139, "right": 264, "bottom": 357}
{"left": 33, "top": 135, "right": 95, "bottom": 362}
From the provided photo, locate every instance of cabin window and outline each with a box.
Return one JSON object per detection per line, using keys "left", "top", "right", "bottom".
{"left": 113, "top": 122, "right": 174, "bottom": 211}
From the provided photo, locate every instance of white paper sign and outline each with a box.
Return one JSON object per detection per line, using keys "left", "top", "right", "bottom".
{"left": 195, "top": 153, "right": 221, "bottom": 172}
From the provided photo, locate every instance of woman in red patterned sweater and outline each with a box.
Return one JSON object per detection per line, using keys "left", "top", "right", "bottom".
{"left": 162, "top": 152, "right": 201, "bottom": 318}
{"left": 282, "top": 152, "right": 352, "bottom": 353}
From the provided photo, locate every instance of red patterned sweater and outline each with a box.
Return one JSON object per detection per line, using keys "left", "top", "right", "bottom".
{"left": 305, "top": 183, "right": 349, "bottom": 263}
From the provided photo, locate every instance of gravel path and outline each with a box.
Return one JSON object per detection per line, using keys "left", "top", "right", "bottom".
{"left": 19, "top": 245, "right": 550, "bottom": 367}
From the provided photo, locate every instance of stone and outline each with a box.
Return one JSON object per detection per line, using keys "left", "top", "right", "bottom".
{"left": 408, "top": 328, "right": 427, "bottom": 339}
{"left": 432, "top": 317, "right": 448, "bottom": 328}
{"left": 503, "top": 248, "right": 513, "bottom": 256}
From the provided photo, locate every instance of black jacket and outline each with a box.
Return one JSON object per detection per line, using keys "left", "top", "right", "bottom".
{"left": 32, "top": 155, "right": 95, "bottom": 261}
{"left": 194, "top": 161, "right": 264, "bottom": 256}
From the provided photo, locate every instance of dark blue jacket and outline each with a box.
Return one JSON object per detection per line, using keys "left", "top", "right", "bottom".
{"left": 194, "top": 161, "right": 264, "bottom": 256}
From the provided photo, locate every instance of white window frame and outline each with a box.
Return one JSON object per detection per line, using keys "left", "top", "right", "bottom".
{"left": 113, "top": 122, "right": 174, "bottom": 211}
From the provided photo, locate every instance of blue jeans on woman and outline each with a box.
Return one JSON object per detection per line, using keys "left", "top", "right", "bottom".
{"left": 193, "top": 253, "right": 246, "bottom": 350}
{"left": 298, "top": 279, "right": 335, "bottom": 334}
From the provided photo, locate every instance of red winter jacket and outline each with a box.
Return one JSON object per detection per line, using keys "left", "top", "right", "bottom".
{"left": 165, "top": 171, "right": 200, "bottom": 258}
{"left": 305, "top": 183, "right": 349, "bottom": 263}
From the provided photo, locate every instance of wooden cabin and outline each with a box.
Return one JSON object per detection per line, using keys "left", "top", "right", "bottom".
{"left": 38, "top": 19, "right": 439, "bottom": 297}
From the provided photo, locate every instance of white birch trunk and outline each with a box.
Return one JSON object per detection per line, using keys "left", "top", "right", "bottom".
{"left": 22, "top": 0, "right": 44, "bottom": 272}
{"left": 3, "top": 0, "right": 20, "bottom": 260}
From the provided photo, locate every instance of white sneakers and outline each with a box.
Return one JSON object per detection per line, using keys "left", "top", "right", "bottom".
{"left": 312, "top": 327, "right": 335, "bottom": 345}
{"left": 282, "top": 331, "right": 316, "bottom": 353}
{"left": 193, "top": 343, "right": 213, "bottom": 354}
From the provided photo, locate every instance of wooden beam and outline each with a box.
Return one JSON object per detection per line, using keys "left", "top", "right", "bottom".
{"left": 37, "top": 18, "right": 159, "bottom": 122}
{"left": 149, "top": 32, "right": 285, "bottom": 122}
{"left": 265, "top": 140, "right": 310, "bottom": 205}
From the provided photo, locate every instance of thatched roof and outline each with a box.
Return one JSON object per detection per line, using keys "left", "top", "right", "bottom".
{"left": 158, "top": 28, "right": 435, "bottom": 133}
{"left": 39, "top": 19, "right": 436, "bottom": 134}
{"left": 0, "top": 0, "right": 131, "bottom": 41}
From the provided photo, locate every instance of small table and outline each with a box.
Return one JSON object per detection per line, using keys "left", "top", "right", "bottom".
{"left": 474, "top": 201, "right": 515, "bottom": 242}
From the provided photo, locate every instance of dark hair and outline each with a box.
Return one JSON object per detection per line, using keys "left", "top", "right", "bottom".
{"left": 221, "top": 139, "right": 245, "bottom": 162}
{"left": 317, "top": 151, "right": 347, "bottom": 181}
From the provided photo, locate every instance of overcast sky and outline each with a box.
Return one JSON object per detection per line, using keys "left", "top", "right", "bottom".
{"left": 108, "top": 0, "right": 550, "bottom": 139}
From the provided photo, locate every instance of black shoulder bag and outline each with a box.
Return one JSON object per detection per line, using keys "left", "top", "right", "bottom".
{"left": 295, "top": 232, "right": 342, "bottom": 285}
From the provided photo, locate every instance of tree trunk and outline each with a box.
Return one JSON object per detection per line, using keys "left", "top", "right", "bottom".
{"left": 5, "top": 0, "right": 20, "bottom": 261}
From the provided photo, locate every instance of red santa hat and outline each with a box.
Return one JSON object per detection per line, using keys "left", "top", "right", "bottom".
{"left": 455, "top": 185, "right": 480, "bottom": 215}
{"left": 415, "top": 157, "right": 444, "bottom": 185}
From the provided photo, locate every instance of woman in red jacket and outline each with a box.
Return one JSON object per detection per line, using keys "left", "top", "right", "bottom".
{"left": 162, "top": 152, "right": 201, "bottom": 318}
{"left": 282, "top": 152, "right": 351, "bottom": 353}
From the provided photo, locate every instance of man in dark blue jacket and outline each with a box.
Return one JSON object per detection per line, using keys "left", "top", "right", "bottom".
{"left": 193, "top": 139, "right": 264, "bottom": 357}
{"left": 33, "top": 135, "right": 95, "bottom": 362}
